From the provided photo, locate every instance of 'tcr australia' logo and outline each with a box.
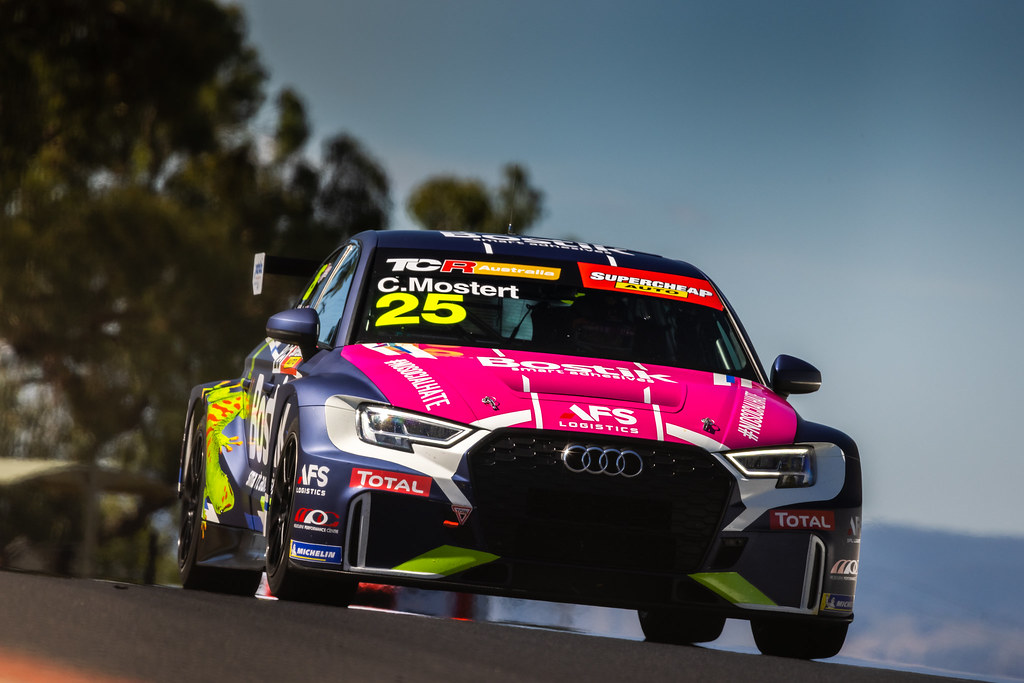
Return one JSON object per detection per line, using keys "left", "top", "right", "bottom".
{"left": 386, "top": 258, "right": 560, "bottom": 280}
{"left": 387, "top": 258, "right": 444, "bottom": 272}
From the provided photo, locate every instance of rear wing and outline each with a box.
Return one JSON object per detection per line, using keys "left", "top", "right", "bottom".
{"left": 252, "top": 253, "right": 321, "bottom": 295}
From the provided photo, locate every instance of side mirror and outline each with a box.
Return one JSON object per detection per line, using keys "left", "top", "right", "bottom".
{"left": 267, "top": 308, "right": 320, "bottom": 361}
{"left": 771, "top": 354, "right": 821, "bottom": 397}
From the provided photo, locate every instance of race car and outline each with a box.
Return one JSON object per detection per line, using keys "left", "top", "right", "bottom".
{"left": 177, "top": 229, "right": 861, "bottom": 659}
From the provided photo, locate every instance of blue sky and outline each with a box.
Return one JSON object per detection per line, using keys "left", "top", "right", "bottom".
{"left": 235, "top": 0, "right": 1024, "bottom": 537}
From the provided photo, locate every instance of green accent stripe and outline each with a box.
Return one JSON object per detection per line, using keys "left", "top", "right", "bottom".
{"left": 392, "top": 545, "right": 499, "bottom": 576}
{"left": 689, "top": 572, "right": 777, "bottom": 606}
{"left": 302, "top": 263, "right": 331, "bottom": 302}
{"left": 247, "top": 341, "right": 269, "bottom": 379}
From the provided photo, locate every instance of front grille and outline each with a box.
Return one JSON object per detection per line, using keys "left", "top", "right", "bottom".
{"left": 467, "top": 430, "right": 734, "bottom": 574}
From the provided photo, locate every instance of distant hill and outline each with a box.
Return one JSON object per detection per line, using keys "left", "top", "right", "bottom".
{"left": 387, "top": 523, "right": 1024, "bottom": 681}
{"left": 839, "top": 523, "right": 1024, "bottom": 681}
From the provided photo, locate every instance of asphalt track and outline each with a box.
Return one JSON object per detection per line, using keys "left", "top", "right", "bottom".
{"left": 0, "top": 571, "right": 974, "bottom": 683}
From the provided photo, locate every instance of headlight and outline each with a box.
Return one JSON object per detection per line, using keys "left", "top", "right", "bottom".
{"left": 357, "top": 404, "right": 472, "bottom": 452}
{"left": 724, "top": 445, "right": 815, "bottom": 488}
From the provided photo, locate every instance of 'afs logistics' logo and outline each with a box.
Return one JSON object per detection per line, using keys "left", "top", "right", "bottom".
{"left": 296, "top": 464, "right": 329, "bottom": 497}
{"left": 558, "top": 404, "right": 639, "bottom": 435}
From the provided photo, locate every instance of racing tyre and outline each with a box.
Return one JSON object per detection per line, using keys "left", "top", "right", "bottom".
{"left": 638, "top": 609, "right": 726, "bottom": 645}
{"left": 266, "top": 410, "right": 357, "bottom": 607}
{"left": 178, "top": 411, "right": 262, "bottom": 595}
{"left": 751, "top": 618, "right": 849, "bottom": 659}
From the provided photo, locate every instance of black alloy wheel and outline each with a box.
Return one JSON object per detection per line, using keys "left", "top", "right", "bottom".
{"left": 266, "top": 412, "right": 356, "bottom": 606}
{"left": 751, "top": 617, "right": 849, "bottom": 659}
{"left": 265, "top": 426, "right": 298, "bottom": 591}
{"left": 638, "top": 609, "right": 727, "bottom": 645}
{"left": 177, "top": 419, "right": 206, "bottom": 582}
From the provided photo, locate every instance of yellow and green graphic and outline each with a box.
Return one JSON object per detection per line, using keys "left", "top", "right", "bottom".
{"left": 689, "top": 572, "right": 776, "bottom": 606}
{"left": 201, "top": 382, "right": 250, "bottom": 515}
{"left": 391, "top": 545, "right": 498, "bottom": 576}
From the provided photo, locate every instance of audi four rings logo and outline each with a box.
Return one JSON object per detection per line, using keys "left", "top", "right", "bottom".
{"left": 561, "top": 444, "right": 643, "bottom": 477}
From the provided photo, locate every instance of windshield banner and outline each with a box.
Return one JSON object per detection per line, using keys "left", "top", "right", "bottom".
{"left": 577, "top": 263, "right": 723, "bottom": 309}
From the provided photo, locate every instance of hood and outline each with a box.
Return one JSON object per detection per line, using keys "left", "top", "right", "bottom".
{"left": 341, "top": 343, "right": 797, "bottom": 451}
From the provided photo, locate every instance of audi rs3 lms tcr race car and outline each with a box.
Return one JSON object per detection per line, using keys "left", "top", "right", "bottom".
{"left": 177, "top": 229, "right": 861, "bottom": 659}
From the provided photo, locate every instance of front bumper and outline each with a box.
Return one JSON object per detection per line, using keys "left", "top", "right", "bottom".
{"left": 291, "top": 416, "right": 860, "bottom": 621}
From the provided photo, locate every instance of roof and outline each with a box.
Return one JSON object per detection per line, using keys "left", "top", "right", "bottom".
{"left": 356, "top": 230, "right": 710, "bottom": 280}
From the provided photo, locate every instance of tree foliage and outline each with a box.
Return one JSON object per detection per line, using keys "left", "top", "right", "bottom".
{"left": 0, "top": 0, "right": 547, "bottom": 582}
{"left": 0, "top": 0, "right": 265, "bottom": 197}
{"left": 406, "top": 176, "right": 491, "bottom": 231}
{"left": 0, "top": 0, "right": 389, "bottom": 579}
{"left": 406, "top": 163, "right": 544, "bottom": 233}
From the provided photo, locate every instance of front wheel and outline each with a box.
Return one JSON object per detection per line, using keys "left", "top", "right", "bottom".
{"left": 751, "top": 618, "right": 849, "bottom": 659}
{"left": 638, "top": 609, "right": 726, "bottom": 645}
{"left": 265, "top": 411, "right": 356, "bottom": 606}
{"left": 178, "top": 411, "right": 261, "bottom": 596}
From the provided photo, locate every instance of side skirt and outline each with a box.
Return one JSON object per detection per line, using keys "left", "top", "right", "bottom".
{"left": 196, "top": 521, "right": 266, "bottom": 571}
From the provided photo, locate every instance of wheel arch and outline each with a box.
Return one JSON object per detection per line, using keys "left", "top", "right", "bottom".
{"left": 178, "top": 380, "right": 233, "bottom": 496}
{"left": 264, "top": 371, "right": 388, "bottom": 469}
{"left": 794, "top": 415, "right": 861, "bottom": 509}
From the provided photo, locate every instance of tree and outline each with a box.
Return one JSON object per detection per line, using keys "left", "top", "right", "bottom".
{"left": 406, "top": 163, "right": 544, "bottom": 233}
{"left": 0, "top": 0, "right": 390, "bottom": 580}
{"left": 311, "top": 134, "right": 391, "bottom": 253}
{"left": 493, "top": 164, "right": 544, "bottom": 233}
{"left": 0, "top": 0, "right": 267, "bottom": 200}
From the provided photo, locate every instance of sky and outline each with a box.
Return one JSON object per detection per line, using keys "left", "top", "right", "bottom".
{"left": 234, "top": 0, "right": 1024, "bottom": 538}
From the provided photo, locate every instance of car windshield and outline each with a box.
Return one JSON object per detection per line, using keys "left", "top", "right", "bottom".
{"left": 353, "top": 249, "right": 757, "bottom": 378}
